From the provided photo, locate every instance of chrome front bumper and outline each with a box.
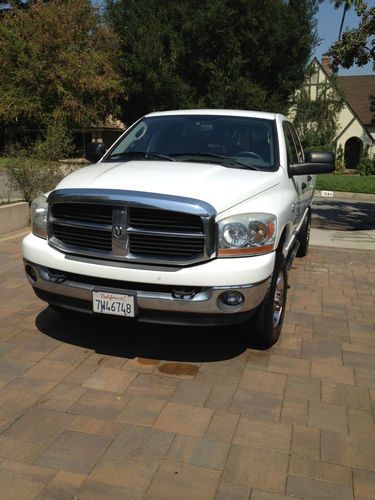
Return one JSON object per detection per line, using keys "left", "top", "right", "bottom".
{"left": 24, "top": 260, "right": 270, "bottom": 326}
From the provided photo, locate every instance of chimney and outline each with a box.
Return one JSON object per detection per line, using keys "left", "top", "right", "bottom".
{"left": 321, "top": 54, "right": 332, "bottom": 75}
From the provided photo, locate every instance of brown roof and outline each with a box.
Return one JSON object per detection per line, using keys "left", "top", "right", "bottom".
{"left": 337, "top": 75, "right": 375, "bottom": 126}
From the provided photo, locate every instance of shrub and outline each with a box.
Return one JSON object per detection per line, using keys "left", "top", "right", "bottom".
{"left": 335, "top": 144, "right": 344, "bottom": 174}
{"left": 358, "top": 157, "right": 375, "bottom": 176}
{"left": 32, "top": 122, "right": 74, "bottom": 161}
{"left": 4, "top": 156, "right": 67, "bottom": 203}
{"left": 3, "top": 122, "right": 76, "bottom": 203}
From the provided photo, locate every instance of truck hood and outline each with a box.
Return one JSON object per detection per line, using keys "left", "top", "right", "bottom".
{"left": 56, "top": 160, "right": 280, "bottom": 213}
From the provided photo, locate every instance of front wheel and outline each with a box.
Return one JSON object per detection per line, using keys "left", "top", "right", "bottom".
{"left": 241, "top": 253, "right": 288, "bottom": 349}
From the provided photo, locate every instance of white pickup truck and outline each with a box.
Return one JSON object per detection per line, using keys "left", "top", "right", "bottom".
{"left": 22, "top": 110, "right": 334, "bottom": 347}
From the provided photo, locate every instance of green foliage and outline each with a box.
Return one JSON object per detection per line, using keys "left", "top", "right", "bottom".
{"left": 105, "top": 0, "right": 319, "bottom": 124}
{"left": 3, "top": 122, "right": 78, "bottom": 202}
{"left": 330, "top": 0, "right": 364, "bottom": 40}
{"left": 291, "top": 74, "right": 344, "bottom": 150}
{"left": 358, "top": 156, "right": 375, "bottom": 176}
{"left": 4, "top": 157, "right": 68, "bottom": 203}
{"left": 328, "top": 3, "right": 375, "bottom": 71}
{"left": 32, "top": 123, "right": 74, "bottom": 162}
{"left": 335, "top": 144, "right": 345, "bottom": 174}
{"left": 0, "top": 0, "right": 123, "bottom": 130}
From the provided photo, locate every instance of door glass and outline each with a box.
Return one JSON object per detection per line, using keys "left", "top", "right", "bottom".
{"left": 288, "top": 123, "right": 304, "bottom": 163}
{"left": 283, "top": 123, "right": 298, "bottom": 164}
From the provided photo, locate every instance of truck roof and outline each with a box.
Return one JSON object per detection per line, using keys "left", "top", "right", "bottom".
{"left": 146, "top": 109, "right": 284, "bottom": 121}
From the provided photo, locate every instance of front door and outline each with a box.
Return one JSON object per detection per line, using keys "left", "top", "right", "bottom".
{"left": 283, "top": 122, "right": 312, "bottom": 229}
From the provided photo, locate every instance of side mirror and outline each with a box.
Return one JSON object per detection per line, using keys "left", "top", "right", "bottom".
{"left": 85, "top": 142, "right": 106, "bottom": 163}
{"left": 290, "top": 151, "right": 335, "bottom": 176}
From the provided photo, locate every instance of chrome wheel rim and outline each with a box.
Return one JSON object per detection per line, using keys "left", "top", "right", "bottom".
{"left": 273, "top": 271, "right": 285, "bottom": 328}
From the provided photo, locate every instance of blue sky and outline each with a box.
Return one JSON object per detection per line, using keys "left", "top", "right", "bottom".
{"left": 314, "top": 1, "right": 374, "bottom": 75}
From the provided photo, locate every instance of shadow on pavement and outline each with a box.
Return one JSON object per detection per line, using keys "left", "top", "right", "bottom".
{"left": 312, "top": 199, "right": 375, "bottom": 231}
{"left": 35, "top": 306, "right": 251, "bottom": 363}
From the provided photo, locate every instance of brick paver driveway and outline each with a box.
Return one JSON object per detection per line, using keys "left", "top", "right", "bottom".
{"left": 0, "top": 231, "right": 374, "bottom": 499}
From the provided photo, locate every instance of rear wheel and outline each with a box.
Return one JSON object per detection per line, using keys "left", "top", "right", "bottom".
{"left": 296, "top": 209, "right": 311, "bottom": 257}
{"left": 241, "top": 252, "right": 287, "bottom": 349}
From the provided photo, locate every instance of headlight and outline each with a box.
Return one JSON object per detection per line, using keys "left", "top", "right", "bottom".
{"left": 31, "top": 194, "right": 48, "bottom": 239}
{"left": 218, "top": 213, "right": 276, "bottom": 256}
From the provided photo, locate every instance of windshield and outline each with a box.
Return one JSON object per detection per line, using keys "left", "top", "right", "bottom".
{"left": 105, "top": 114, "right": 277, "bottom": 170}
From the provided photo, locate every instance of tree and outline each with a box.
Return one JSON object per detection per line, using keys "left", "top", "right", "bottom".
{"left": 105, "top": 0, "right": 319, "bottom": 124}
{"left": 328, "top": 2, "right": 375, "bottom": 71}
{"left": 291, "top": 74, "right": 344, "bottom": 150}
{"left": 0, "top": 0, "right": 123, "bottom": 131}
{"left": 330, "top": 0, "right": 364, "bottom": 40}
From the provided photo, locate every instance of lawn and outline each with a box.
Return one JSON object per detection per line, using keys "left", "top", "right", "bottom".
{"left": 315, "top": 174, "right": 375, "bottom": 195}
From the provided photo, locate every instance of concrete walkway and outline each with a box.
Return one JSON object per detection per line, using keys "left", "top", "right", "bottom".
{"left": 311, "top": 197, "right": 375, "bottom": 251}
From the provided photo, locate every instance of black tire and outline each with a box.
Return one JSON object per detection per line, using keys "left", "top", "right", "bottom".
{"left": 241, "top": 252, "right": 288, "bottom": 349}
{"left": 296, "top": 209, "right": 311, "bottom": 257}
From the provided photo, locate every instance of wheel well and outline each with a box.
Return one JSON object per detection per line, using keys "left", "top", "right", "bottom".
{"left": 277, "top": 227, "right": 288, "bottom": 254}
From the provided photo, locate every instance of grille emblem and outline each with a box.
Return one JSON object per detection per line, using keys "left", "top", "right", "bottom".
{"left": 113, "top": 225, "right": 124, "bottom": 238}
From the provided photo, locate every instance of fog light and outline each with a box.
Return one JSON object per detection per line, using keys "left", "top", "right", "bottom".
{"left": 219, "top": 291, "right": 244, "bottom": 306}
{"left": 25, "top": 265, "right": 37, "bottom": 283}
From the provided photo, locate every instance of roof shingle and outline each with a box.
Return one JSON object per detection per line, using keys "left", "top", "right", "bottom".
{"left": 337, "top": 75, "right": 375, "bottom": 126}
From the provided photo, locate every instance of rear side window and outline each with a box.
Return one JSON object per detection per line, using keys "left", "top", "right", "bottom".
{"left": 283, "top": 122, "right": 298, "bottom": 164}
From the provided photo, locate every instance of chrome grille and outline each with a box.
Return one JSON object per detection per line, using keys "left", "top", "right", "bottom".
{"left": 48, "top": 190, "right": 216, "bottom": 266}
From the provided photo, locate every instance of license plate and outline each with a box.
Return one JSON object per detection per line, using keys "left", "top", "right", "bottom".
{"left": 92, "top": 291, "right": 136, "bottom": 317}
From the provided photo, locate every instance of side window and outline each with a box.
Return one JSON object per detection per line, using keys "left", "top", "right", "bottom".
{"left": 283, "top": 123, "right": 298, "bottom": 164}
{"left": 288, "top": 123, "right": 304, "bottom": 163}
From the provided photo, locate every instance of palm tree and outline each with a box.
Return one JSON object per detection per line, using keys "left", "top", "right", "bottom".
{"left": 331, "top": 0, "right": 363, "bottom": 40}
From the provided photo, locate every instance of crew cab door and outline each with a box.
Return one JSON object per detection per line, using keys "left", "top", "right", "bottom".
{"left": 283, "top": 122, "right": 313, "bottom": 226}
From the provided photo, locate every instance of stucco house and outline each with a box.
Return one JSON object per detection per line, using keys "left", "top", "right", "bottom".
{"left": 300, "top": 56, "right": 375, "bottom": 168}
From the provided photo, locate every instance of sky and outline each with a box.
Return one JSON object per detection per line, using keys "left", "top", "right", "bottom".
{"left": 314, "top": 1, "right": 374, "bottom": 75}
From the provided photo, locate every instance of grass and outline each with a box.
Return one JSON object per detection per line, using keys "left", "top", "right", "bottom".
{"left": 315, "top": 174, "right": 375, "bottom": 195}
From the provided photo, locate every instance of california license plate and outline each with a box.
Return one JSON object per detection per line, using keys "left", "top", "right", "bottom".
{"left": 92, "top": 291, "right": 136, "bottom": 317}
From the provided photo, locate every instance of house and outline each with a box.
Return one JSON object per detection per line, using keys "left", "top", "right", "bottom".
{"left": 0, "top": 115, "right": 125, "bottom": 157}
{"left": 299, "top": 56, "right": 375, "bottom": 168}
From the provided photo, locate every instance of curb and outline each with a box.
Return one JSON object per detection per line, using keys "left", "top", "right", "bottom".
{"left": 0, "top": 202, "right": 30, "bottom": 236}
{"left": 314, "top": 190, "right": 375, "bottom": 202}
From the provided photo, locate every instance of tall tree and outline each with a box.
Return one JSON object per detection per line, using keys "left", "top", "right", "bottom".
{"left": 106, "top": 0, "right": 319, "bottom": 124}
{"left": 331, "top": 0, "right": 364, "bottom": 40}
{"left": 0, "top": 0, "right": 123, "bottom": 131}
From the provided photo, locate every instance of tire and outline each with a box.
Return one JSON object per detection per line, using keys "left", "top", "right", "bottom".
{"left": 241, "top": 252, "right": 288, "bottom": 349}
{"left": 296, "top": 209, "right": 311, "bottom": 257}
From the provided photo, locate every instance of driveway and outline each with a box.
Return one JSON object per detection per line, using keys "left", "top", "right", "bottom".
{"left": 0, "top": 231, "right": 374, "bottom": 499}
{"left": 311, "top": 197, "right": 375, "bottom": 251}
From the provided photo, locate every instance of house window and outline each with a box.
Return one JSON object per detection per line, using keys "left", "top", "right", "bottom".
{"left": 310, "top": 71, "right": 318, "bottom": 85}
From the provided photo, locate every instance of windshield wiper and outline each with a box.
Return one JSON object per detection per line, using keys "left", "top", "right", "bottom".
{"left": 171, "top": 152, "right": 258, "bottom": 170}
{"left": 107, "top": 151, "right": 175, "bottom": 162}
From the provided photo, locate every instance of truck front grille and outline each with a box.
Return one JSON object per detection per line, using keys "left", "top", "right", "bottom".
{"left": 51, "top": 224, "right": 113, "bottom": 252}
{"left": 48, "top": 191, "right": 216, "bottom": 266}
